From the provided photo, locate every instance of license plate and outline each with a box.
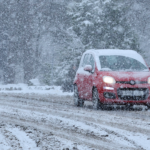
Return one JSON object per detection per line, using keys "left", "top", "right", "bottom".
{"left": 122, "top": 90, "right": 144, "bottom": 96}
{"left": 122, "top": 90, "right": 132, "bottom": 96}
{"left": 133, "top": 90, "right": 144, "bottom": 96}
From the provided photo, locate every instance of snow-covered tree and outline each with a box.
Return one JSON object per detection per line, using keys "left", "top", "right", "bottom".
{"left": 0, "top": 0, "right": 150, "bottom": 85}
{"left": 68, "top": 0, "right": 140, "bottom": 51}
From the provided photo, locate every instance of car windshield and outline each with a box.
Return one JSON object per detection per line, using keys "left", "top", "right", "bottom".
{"left": 99, "top": 55, "right": 148, "bottom": 71}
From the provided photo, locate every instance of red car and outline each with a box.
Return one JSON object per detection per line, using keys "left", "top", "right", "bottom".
{"left": 73, "top": 49, "right": 150, "bottom": 109}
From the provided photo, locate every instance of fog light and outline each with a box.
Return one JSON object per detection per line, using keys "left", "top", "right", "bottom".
{"left": 104, "top": 92, "right": 116, "bottom": 99}
{"left": 103, "top": 87, "right": 114, "bottom": 90}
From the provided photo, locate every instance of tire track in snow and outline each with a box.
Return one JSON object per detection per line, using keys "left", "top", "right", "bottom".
{"left": 0, "top": 94, "right": 150, "bottom": 149}
{"left": 0, "top": 125, "right": 23, "bottom": 150}
{"left": 0, "top": 106, "right": 138, "bottom": 150}
{"left": 0, "top": 115, "right": 113, "bottom": 150}
{"left": 0, "top": 100, "right": 149, "bottom": 136}
{"left": 6, "top": 127, "right": 39, "bottom": 150}
{"left": 0, "top": 126, "right": 11, "bottom": 150}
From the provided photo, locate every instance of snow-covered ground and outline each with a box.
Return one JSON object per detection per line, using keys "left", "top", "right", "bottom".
{"left": 0, "top": 85, "right": 150, "bottom": 150}
{"left": 0, "top": 84, "right": 73, "bottom": 96}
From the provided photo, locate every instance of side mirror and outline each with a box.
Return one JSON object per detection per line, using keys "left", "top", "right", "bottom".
{"left": 149, "top": 67, "right": 150, "bottom": 71}
{"left": 84, "top": 65, "right": 92, "bottom": 72}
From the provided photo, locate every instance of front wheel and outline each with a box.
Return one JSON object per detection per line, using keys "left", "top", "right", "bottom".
{"left": 74, "top": 85, "right": 84, "bottom": 107}
{"left": 92, "top": 88, "right": 104, "bottom": 110}
{"left": 147, "top": 105, "right": 150, "bottom": 110}
{"left": 92, "top": 88, "right": 100, "bottom": 110}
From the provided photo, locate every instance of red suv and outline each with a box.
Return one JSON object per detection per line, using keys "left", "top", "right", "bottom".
{"left": 73, "top": 49, "right": 150, "bottom": 109}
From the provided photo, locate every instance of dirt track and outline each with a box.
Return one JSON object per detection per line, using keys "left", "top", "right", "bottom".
{"left": 0, "top": 93, "right": 150, "bottom": 150}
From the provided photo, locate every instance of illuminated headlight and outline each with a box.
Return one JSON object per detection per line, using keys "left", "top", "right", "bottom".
{"left": 103, "top": 76, "right": 116, "bottom": 84}
{"left": 148, "top": 77, "right": 150, "bottom": 84}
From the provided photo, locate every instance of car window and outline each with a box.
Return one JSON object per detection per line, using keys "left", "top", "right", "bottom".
{"left": 82, "top": 54, "right": 95, "bottom": 69}
{"left": 89, "top": 54, "right": 95, "bottom": 70}
{"left": 82, "top": 54, "right": 89, "bottom": 67}
{"left": 99, "top": 55, "right": 148, "bottom": 71}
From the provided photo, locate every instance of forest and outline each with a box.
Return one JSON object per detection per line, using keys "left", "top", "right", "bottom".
{"left": 0, "top": 0, "right": 150, "bottom": 86}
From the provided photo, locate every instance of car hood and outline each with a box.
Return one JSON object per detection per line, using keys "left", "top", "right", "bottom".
{"left": 98, "top": 71, "right": 150, "bottom": 82}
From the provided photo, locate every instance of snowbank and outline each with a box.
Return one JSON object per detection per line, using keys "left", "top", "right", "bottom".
{"left": 0, "top": 84, "right": 73, "bottom": 96}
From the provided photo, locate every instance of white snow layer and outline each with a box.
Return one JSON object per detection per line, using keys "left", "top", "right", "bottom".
{"left": 7, "top": 128, "right": 39, "bottom": 150}
{"left": 0, "top": 132, "right": 11, "bottom": 150}
{"left": 0, "top": 84, "right": 73, "bottom": 96}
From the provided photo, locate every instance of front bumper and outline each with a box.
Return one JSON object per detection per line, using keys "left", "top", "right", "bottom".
{"left": 98, "top": 83, "right": 150, "bottom": 105}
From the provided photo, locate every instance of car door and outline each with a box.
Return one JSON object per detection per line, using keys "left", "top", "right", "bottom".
{"left": 83, "top": 54, "right": 95, "bottom": 100}
{"left": 77, "top": 54, "right": 90, "bottom": 99}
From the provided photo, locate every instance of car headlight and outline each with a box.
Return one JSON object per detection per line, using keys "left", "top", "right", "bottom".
{"left": 103, "top": 76, "right": 116, "bottom": 84}
{"left": 148, "top": 77, "right": 150, "bottom": 84}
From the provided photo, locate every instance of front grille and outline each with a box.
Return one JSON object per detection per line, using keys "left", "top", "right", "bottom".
{"left": 117, "top": 88, "right": 149, "bottom": 100}
{"left": 116, "top": 81, "right": 147, "bottom": 85}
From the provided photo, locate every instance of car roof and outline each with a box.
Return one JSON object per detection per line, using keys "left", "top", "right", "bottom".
{"left": 82, "top": 49, "right": 147, "bottom": 70}
{"left": 84, "top": 49, "right": 138, "bottom": 56}
{"left": 84, "top": 49, "right": 143, "bottom": 61}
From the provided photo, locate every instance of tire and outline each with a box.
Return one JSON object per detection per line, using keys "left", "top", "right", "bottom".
{"left": 74, "top": 85, "right": 84, "bottom": 107}
{"left": 92, "top": 88, "right": 100, "bottom": 110}
{"left": 125, "top": 104, "right": 133, "bottom": 110}
{"left": 147, "top": 105, "right": 150, "bottom": 110}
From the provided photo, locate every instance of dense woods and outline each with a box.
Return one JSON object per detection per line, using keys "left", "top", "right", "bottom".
{"left": 0, "top": 0, "right": 150, "bottom": 85}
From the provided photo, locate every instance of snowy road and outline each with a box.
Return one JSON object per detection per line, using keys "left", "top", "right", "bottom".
{"left": 0, "top": 93, "right": 150, "bottom": 150}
